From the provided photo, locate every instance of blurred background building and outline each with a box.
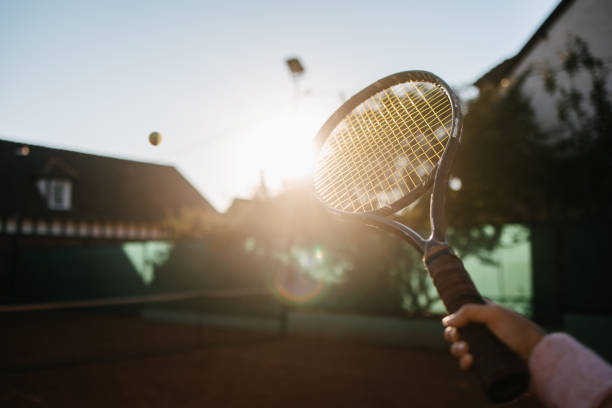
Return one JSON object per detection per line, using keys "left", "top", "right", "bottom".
{"left": 0, "top": 139, "right": 214, "bottom": 301}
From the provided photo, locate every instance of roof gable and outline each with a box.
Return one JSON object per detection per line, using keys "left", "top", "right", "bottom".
{"left": 475, "top": 0, "right": 576, "bottom": 88}
{"left": 40, "top": 157, "right": 80, "bottom": 179}
{"left": 0, "top": 139, "right": 216, "bottom": 221}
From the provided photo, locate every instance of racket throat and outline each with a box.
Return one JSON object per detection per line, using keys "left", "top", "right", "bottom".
{"left": 360, "top": 214, "right": 427, "bottom": 253}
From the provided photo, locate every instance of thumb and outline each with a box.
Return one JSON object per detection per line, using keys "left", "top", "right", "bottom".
{"left": 442, "top": 303, "right": 493, "bottom": 328}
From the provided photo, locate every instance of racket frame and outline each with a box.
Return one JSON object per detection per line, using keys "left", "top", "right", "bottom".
{"left": 314, "top": 70, "right": 462, "bottom": 254}
{"left": 313, "top": 71, "right": 530, "bottom": 403}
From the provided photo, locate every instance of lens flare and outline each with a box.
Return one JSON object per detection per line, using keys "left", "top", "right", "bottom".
{"left": 274, "top": 269, "right": 325, "bottom": 303}
{"left": 273, "top": 246, "right": 327, "bottom": 303}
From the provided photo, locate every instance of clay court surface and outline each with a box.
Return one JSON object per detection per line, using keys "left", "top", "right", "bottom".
{"left": 1, "top": 311, "right": 543, "bottom": 407}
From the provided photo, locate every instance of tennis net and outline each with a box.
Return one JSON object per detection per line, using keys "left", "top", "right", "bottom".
{"left": 0, "top": 288, "right": 285, "bottom": 372}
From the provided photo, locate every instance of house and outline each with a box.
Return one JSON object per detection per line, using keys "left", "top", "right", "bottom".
{"left": 474, "top": 0, "right": 612, "bottom": 360}
{"left": 475, "top": 0, "right": 612, "bottom": 130}
{"left": 0, "top": 138, "right": 214, "bottom": 240}
{"left": 0, "top": 138, "right": 215, "bottom": 302}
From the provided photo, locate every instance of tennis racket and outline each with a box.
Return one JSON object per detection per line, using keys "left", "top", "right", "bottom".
{"left": 312, "top": 71, "right": 529, "bottom": 403}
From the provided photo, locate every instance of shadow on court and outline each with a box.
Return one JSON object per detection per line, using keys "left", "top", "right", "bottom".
{"left": 0, "top": 312, "right": 543, "bottom": 407}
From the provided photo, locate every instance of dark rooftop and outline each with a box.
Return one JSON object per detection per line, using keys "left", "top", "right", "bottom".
{"left": 0, "top": 139, "right": 215, "bottom": 223}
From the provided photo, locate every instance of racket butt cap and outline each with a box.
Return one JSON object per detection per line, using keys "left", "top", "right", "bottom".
{"left": 487, "top": 371, "right": 530, "bottom": 403}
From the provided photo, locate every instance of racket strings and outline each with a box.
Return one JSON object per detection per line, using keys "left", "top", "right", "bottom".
{"left": 315, "top": 84, "right": 450, "bottom": 183}
{"left": 314, "top": 80, "right": 453, "bottom": 213}
{"left": 315, "top": 85, "right": 449, "bottom": 191}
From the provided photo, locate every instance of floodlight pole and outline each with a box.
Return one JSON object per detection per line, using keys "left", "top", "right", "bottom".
{"left": 285, "top": 57, "right": 305, "bottom": 108}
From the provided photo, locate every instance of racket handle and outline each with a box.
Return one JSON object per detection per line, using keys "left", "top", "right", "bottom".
{"left": 424, "top": 245, "right": 530, "bottom": 403}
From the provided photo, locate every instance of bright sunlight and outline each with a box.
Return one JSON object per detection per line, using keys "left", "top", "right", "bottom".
{"left": 227, "top": 107, "right": 322, "bottom": 194}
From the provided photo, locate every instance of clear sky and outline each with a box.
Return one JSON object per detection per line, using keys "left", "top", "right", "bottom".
{"left": 0, "top": 0, "right": 560, "bottom": 211}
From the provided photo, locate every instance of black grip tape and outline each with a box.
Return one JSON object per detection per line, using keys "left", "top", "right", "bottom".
{"left": 424, "top": 245, "right": 530, "bottom": 403}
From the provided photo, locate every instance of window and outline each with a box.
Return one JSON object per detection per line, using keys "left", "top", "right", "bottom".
{"left": 104, "top": 223, "right": 113, "bottom": 238}
{"left": 116, "top": 223, "right": 125, "bottom": 238}
{"left": 5, "top": 217, "right": 17, "bottom": 234}
{"left": 51, "top": 220, "right": 62, "bottom": 235}
{"left": 36, "top": 219, "right": 48, "bottom": 235}
{"left": 21, "top": 218, "right": 33, "bottom": 234}
{"left": 65, "top": 220, "right": 75, "bottom": 236}
{"left": 37, "top": 178, "right": 72, "bottom": 211}
{"left": 91, "top": 223, "right": 101, "bottom": 237}
{"left": 78, "top": 221, "right": 88, "bottom": 237}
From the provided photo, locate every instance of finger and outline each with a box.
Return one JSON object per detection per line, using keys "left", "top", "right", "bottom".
{"left": 443, "top": 304, "right": 494, "bottom": 328}
{"left": 459, "top": 353, "right": 474, "bottom": 370}
{"left": 444, "top": 326, "right": 459, "bottom": 343}
{"left": 450, "top": 341, "right": 469, "bottom": 358}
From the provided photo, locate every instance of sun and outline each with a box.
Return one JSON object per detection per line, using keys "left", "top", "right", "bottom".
{"left": 231, "top": 108, "right": 322, "bottom": 192}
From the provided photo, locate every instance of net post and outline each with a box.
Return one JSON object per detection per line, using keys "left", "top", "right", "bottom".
{"left": 197, "top": 298, "right": 204, "bottom": 348}
{"left": 279, "top": 303, "right": 289, "bottom": 337}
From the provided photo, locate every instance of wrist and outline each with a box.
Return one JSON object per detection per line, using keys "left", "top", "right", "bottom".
{"left": 523, "top": 329, "right": 545, "bottom": 359}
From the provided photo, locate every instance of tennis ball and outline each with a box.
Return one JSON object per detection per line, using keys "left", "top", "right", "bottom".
{"left": 149, "top": 131, "right": 162, "bottom": 146}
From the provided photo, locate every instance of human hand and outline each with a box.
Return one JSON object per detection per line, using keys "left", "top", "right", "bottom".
{"left": 442, "top": 302, "right": 546, "bottom": 370}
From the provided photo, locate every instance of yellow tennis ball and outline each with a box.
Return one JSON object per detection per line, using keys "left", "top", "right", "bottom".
{"left": 149, "top": 131, "right": 162, "bottom": 146}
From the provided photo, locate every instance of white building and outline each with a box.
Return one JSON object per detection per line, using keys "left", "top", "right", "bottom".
{"left": 473, "top": 0, "right": 612, "bottom": 360}
{"left": 476, "top": 0, "right": 612, "bottom": 131}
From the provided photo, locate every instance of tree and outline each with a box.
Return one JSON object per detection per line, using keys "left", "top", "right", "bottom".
{"left": 432, "top": 35, "right": 612, "bottom": 261}
{"left": 153, "top": 36, "right": 611, "bottom": 317}
{"left": 538, "top": 36, "right": 612, "bottom": 219}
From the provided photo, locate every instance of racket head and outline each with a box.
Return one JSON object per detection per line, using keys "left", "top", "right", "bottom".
{"left": 313, "top": 71, "right": 462, "bottom": 218}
